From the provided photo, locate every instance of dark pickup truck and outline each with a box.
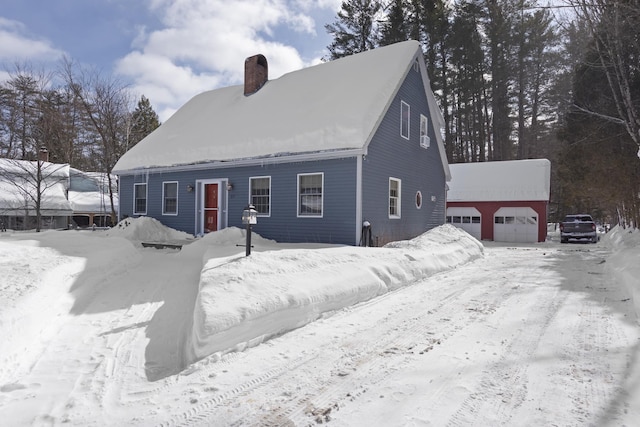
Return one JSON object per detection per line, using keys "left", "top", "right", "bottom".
{"left": 560, "top": 214, "right": 598, "bottom": 243}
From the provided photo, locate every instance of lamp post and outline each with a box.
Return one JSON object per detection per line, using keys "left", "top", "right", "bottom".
{"left": 241, "top": 204, "right": 257, "bottom": 256}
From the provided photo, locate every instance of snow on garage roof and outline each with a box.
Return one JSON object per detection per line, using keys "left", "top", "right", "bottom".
{"left": 447, "top": 159, "right": 551, "bottom": 202}
{"left": 113, "top": 41, "right": 446, "bottom": 173}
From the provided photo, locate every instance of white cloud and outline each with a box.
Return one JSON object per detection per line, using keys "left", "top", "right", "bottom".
{"left": 0, "top": 17, "right": 65, "bottom": 64}
{"left": 115, "top": 0, "right": 339, "bottom": 121}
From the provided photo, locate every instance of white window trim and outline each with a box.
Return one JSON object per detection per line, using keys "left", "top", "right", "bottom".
{"left": 401, "top": 101, "right": 410, "bottom": 140}
{"left": 297, "top": 172, "right": 324, "bottom": 218}
{"left": 249, "top": 176, "right": 271, "bottom": 217}
{"left": 133, "top": 183, "right": 147, "bottom": 215}
{"left": 420, "top": 114, "right": 430, "bottom": 148}
{"left": 162, "top": 181, "right": 178, "bottom": 216}
{"left": 389, "top": 177, "right": 401, "bottom": 219}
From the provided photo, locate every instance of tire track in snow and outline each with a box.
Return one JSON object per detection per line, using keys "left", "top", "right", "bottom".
{"left": 165, "top": 250, "right": 536, "bottom": 426}
{"left": 258, "top": 250, "right": 549, "bottom": 426}
{"left": 445, "top": 245, "right": 623, "bottom": 427}
{"left": 155, "top": 271, "right": 479, "bottom": 427}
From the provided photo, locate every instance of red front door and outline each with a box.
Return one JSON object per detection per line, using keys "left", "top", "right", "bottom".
{"left": 204, "top": 183, "right": 218, "bottom": 233}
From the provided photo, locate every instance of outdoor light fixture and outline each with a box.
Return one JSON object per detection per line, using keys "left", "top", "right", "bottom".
{"left": 241, "top": 204, "right": 257, "bottom": 256}
{"left": 186, "top": 184, "right": 194, "bottom": 193}
{"left": 227, "top": 182, "right": 233, "bottom": 191}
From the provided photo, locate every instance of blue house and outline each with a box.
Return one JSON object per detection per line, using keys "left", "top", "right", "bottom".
{"left": 112, "top": 41, "right": 451, "bottom": 246}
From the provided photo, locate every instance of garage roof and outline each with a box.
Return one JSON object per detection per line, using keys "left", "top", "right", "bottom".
{"left": 447, "top": 159, "right": 551, "bottom": 202}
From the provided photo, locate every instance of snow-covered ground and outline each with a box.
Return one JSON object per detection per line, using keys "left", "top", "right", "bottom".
{"left": 0, "top": 219, "right": 638, "bottom": 426}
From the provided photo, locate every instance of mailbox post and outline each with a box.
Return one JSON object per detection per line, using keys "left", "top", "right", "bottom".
{"left": 241, "top": 204, "right": 257, "bottom": 256}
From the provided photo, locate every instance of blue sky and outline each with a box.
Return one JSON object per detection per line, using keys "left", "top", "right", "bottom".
{"left": 0, "top": 0, "right": 341, "bottom": 120}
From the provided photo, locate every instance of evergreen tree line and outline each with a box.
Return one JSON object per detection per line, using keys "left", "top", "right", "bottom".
{"left": 326, "top": 0, "right": 640, "bottom": 226}
{"left": 0, "top": 58, "right": 160, "bottom": 174}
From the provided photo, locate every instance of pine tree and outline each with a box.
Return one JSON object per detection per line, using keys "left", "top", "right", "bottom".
{"left": 379, "top": 0, "right": 410, "bottom": 46}
{"left": 325, "top": 0, "right": 383, "bottom": 60}
{"left": 129, "top": 95, "right": 160, "bottom": 149}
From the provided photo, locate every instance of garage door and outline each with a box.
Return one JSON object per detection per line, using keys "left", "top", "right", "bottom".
{"left": 446, "top": 207, "right": 481, "bottom": 240}
{"left": 493, "top": 207, "right": 538, "bottom": 243}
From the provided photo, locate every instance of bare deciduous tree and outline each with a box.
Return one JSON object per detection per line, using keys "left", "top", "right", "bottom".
{"left": 59, "top": 57, "right": 133, "bottom": 225}
{"left": 0, "top": 155, "right": 70, "bottom": 231}
{"left": 567, "top": 0, "right": 640, "bottom": 153}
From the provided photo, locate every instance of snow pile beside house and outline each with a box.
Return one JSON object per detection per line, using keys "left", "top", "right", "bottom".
{"left": 602, "top": 226, "right": 640, "bottom": 322}
{"left": 105, "top": 217, "right": 194, "bottom": 244}
{"left": 186, "top": 224, "right": 484, "bottom": 363}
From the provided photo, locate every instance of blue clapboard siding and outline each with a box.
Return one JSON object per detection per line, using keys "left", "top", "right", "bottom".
{"left": 361, "top": 64, "right": 446, "bottom": 246}
{"left": 117, "top": 58, "right": 447, "bottom": 247}
{"left": 119, "top": 157, "right": 358, "bottom": 244}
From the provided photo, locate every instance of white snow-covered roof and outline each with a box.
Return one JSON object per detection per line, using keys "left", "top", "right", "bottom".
{"left": 68, "top": 169, "right": 118, "bottom": 213}
{"left": 0, "top": 159, "right": 73, "bottom": 215}
{"left": 447, "top": 159, "right": 551, "bottom": 202}
{"left": 113, "top": 40, "right": 448, "bottom": 175}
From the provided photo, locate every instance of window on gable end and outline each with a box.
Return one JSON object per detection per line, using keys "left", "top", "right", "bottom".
{"left": 401, "top": 101, "right": 410, "bottom": 140}
{"left": 389, "top": 178, "right": 401, "bottom": 218}
{"left": 420, "top": 114, "right": 430, "bottom": 148}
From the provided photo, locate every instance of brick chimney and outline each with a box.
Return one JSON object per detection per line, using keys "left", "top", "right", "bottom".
{"left": 38, "top": 147, "right": 49, "bottom": 162}
{"left": 244, "top": 54, "right": 268, "bottom": 96}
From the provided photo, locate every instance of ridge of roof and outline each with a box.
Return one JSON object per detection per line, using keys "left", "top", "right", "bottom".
{"left": 113, "top": 41, "right": 429, "bottom": 173}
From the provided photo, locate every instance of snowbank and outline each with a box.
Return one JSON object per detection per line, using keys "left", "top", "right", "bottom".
{"left": 186, "top": 224, "right": 484, "bottom": 363}
{"left": 601, "top": 226, "right": 640, "bottom": 322}
{"left": 105, "top": 217, "right": 194, "bottom": 244}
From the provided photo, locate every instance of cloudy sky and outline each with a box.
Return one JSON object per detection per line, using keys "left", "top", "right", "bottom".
{"left": 0, "top": 0, "right": 342, "bottom": 120}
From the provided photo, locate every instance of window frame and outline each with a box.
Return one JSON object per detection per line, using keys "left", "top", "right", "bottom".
{"left": 389, "top": 177, "right": 401, "bottom": 219}
{"left": 297, "top": 172, "right": 323, "bottom": 218}
{"left": 400, "top": 101, "right": 410, "bottom": 140}
{"left": 133, "top": 183, "right": 147, "bottom": 215}
{"left": 249, "top": 176, "right": 271, "bottom": 217}
{"left": 162, "top": 181, "right": 178, "bottom": 215}
{"left": 420, "top": 114, "right": 430, "bottom": 148}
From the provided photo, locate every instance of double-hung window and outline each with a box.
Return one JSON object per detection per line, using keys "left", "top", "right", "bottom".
{"left": 298, "top": 173, "right": 323, "bottom": 217}
{"left": 163, "top": 181, "right": 178, "bottom": 215}
{"left": 134, "top": 183, "right": 147, "bottom": 215}
{"left": 420, "top": 114, "right": 430, "bottom": 148}
{"left": 250, "top": 176, "right": 271, "bottom": 216}
{"left": 401, "top": 101, "right": 410, "bottom": 139}
{"left": 389, "top": 178, "right": 401, "bottom": 218}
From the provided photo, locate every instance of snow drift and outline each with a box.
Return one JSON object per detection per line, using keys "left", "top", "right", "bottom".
{"left": 185, "top": 224, "right": 484, "bottom": 363}
{"left": 602, "top": 226, "right": 640, "bottom": 320}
